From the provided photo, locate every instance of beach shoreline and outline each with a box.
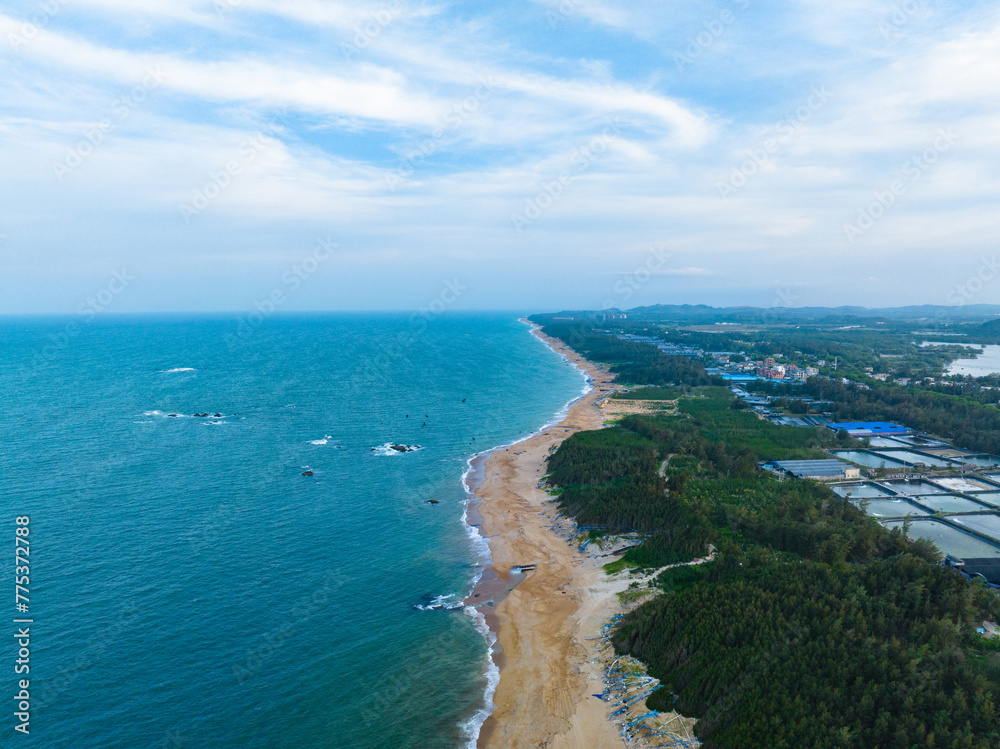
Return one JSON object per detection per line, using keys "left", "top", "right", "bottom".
{"left": 465, "top": 321, "right": 628, "bottom": 748}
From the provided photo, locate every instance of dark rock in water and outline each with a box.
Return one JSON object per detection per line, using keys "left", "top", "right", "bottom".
{"left": 427, "top": 499, "right": 439, "bottom": 504}
{"left": 462, "top": 398, "right": 466, "bottom": 402}
{"left": 302, "top": 470, "right": 314, "bottom": 476}
{"left": 167, "top": 414, "right": 178, "bottom": 417}
{"left": 214, "top": 413, "right": 222, "bottom": 417}
{"left": 375, "top": 443, "right": 420, "bottom": 454}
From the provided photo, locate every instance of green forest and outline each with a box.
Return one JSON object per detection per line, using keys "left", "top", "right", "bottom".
{"left": 541, "top": 331, "right": 1000, "bottom": 748}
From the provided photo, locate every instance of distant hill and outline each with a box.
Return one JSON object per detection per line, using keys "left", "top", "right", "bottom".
{"left": 534, "top": 304, "right": 1000, "bottom": 325}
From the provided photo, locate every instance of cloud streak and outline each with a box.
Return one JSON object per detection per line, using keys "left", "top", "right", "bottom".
{"left": 0, "top": 1, "right": 998, "bottom": 313}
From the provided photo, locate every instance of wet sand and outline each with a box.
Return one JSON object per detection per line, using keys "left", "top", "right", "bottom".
{"left": 473, "top": 323, "right": 625, "bottom": 749}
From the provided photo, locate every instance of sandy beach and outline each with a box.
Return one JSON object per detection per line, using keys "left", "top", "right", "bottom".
{"left": 473, "top": 323, "right": 626, "bottom": 749}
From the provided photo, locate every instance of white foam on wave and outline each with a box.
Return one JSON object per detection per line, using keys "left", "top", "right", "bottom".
{"left": 371, "top": 442, "right": 423, "bottom": 456}
{"left": 461, "top": 457, "right": 494, "bottom": 575}
{"left": 413, "top": 594, "right": 466, "bottom": 611}
{"left": 456, "top": 321, "right": 595, "bottom": 747}
{"left": 310, "top": 435, "right": 333, "bottom": 445}
{"left": 460, "top": 605, "right": 500, "bottom": 748}
{"left": 162, "top": 367, "right": 196, "bottom": 373}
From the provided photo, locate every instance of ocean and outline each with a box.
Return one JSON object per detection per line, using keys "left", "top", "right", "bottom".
{"left": 0, "top": 313, "right": 588, "bottom": 748}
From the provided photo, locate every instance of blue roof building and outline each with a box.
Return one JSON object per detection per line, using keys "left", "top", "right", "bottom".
{"left": 826, "top": 421, "right": 910, "bottom": 436}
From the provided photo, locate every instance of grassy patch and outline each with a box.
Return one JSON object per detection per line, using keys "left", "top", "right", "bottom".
{"left": 613, "top": 386, "right": 681, "bottom": 400}
{"left": 604, "top": 557, "right": 639, "bottom": 575}
{"left": 618, "top": 587, "right": 659, "bottom": 604}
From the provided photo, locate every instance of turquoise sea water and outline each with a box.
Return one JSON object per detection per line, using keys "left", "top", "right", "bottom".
{"left": 0, "top": 313, "right": 587, "bottom": 748}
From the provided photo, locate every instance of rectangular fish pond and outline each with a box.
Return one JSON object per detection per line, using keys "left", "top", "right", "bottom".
{"left": 881, "top": 479, "right": 946, "bottom": 496}
{"left": 969, "top": 492, "right": 1000, "bottom": 508}
{"left": 953, "top": 455, "right": 1000, "bottom": 468}
{"left": 891, "top": 435, "right": 948, "bottom": 448}
{"left": 831, "top": 450, "right": 906, "bottom": 469}
{"left": 866, "top": 437, "right": 909, "bottom": 447}
{"left": 871, "top": 450, "right": 958, "bottom": 468}
{"left": 882, "top": 518, "right": 1000, "bottom": 559}
{"left": 911, "top": 495, "right": 994, "bottom": 514}
{"left": 851, "top": 498, "right": 930, "bottom": 518}
{"left": 949, "top": 514, "right": 1000, "bottom": 544}
{"left": 831, "top": 483, "right": 895, "bottom": 499}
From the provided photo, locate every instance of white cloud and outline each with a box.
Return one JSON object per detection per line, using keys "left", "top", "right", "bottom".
{"left": 1, "top": 0, "right": 999, "bottom": 311}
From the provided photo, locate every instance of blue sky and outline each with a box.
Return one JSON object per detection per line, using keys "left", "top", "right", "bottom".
{"left": 1, "top": 0, "right": 998, "bottom": 313}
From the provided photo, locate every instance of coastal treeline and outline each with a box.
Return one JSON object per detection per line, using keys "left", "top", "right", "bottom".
{"left": 543, "top": 370, "right": 1000, "bottom": 746}
{"left": 537, "top": 323, "right": 720, "bottom": 387}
